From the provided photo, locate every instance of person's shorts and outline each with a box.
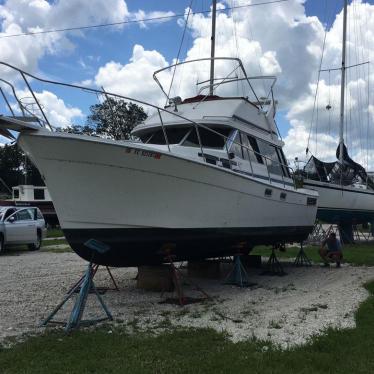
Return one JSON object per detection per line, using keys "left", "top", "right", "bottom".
{"left": 327, "top": 251, "right": 343, "bottom": 259}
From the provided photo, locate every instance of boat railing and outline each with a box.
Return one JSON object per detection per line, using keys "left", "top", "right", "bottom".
{"left": 0, "top": 61, "right": 294, "bottom": 190}
{"left": 153, "top": 57, "right": 276, "bottom": 110}
{"left": 0, "top": 76, "right": 46, "bottom": 126}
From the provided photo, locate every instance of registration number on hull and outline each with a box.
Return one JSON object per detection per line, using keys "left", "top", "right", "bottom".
{"left": 125, "top": 148, "right": 162, "bottom": 159}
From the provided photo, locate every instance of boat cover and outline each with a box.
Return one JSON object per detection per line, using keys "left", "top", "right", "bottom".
{"left": 303, "top": 143, "right": 374, "bottom": 190}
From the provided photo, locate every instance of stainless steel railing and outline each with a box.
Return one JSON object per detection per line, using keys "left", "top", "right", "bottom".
{"left": 0, "top": 61, "right": 295, "bottom": 189}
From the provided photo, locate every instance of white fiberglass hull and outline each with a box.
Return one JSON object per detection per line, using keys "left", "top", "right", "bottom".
{"left": 303, "top": 179, "right": 374, "bottom": 224}
{"left": 19, "top": 131, "right": 318, "bottom": 266}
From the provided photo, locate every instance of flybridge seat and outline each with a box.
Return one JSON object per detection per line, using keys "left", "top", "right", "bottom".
{"left": 182, "top": 95, "right": 222, "bottom": 104}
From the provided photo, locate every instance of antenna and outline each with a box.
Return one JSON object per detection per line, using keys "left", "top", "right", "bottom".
{"left": 209, "top": 0, "right": 217, "bottom": 96}
{"left": 339, "top": 0, "right": 348, "bottom": 163}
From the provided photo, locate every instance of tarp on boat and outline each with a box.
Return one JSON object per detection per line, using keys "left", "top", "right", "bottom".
{"left": 303, "top": 143, "right": 374, "bottom": 190}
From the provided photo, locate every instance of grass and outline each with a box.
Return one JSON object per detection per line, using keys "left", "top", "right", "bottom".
{"left": 251, "top": 243, "right": 374, "bottom": 266}
{"left": 0, "top": 229, "right": 70, "bottom": 255}
{"left": 1, "top": 241, "right": 374, "bottom": 372}
{"left": 46, "top": 228, "right": 64, "bottom": 238}
{"left": 0, "top": 280, "right": 374, "bottom": 373}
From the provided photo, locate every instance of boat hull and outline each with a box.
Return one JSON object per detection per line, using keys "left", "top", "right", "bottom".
{"left": 64, "top": 226, "right": 311, "bottom": 266}
{"left": 303, "top": 180, "right": 374, "bottom": 224}
{"left": 18, "top": 131, "right": 318, "bottom": 266}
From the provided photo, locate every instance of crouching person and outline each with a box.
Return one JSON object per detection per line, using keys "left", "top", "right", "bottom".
{"left": 319, "top": 232, "right": 343, "bottom": 268}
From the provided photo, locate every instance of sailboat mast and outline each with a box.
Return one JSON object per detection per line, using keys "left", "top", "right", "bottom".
{"left": 339, "top": 0, "right": 348, "bottom": 163}
{"left": 209, "top": 0, "right": 217, "bottom": 96}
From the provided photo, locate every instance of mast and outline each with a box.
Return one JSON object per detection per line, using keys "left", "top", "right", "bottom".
{"left": 339, "top": 0, "right": 348, "bottom": 163}
{"left": 209, "top": 0, "right": 217, "bottom": 96}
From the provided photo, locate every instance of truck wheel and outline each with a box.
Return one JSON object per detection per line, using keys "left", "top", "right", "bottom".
{"left": 28, "top": 232, "right": 42, "bottom": 251}
{"left": 0, "top": 235, "right": 4, "bottom": 254}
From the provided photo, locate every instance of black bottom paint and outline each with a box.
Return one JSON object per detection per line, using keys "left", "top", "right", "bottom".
{"left": 317, "top": 208, "right": 374, "bottom": 224}
{"left": 63, "top": 226, "right": 313, "bottom": 267}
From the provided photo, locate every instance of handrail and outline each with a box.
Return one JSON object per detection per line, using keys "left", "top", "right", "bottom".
{"left": 0, "top": 61, "right": 294, "bottom": 189}
{"left": 0, "top": 78, "right": 26, "bottom": 115}
{"left": 0, "top": 78, "right": 46, "bottom": 123}
{"left": 152, "top": 57, "right": 262, "bottom": 107}
{"left": 197, "top": 76, "right": 277, "bottom": 99}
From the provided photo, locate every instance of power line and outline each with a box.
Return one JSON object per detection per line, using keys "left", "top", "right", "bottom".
{"left": 0, "top": 0, "right": 290, "bottom": 39}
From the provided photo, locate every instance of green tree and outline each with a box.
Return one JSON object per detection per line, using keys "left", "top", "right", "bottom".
{"left": 58, "top": 124, "right": 96, "bottom": 136}
{"left": 0, "top": 144, "right": 43, "bottom": 193}
{"left": 86, "top": 98, "right": 147, "bottom": 140}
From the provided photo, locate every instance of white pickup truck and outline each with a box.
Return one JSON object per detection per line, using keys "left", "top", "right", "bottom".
{"left": 0, "top": 206, "right": 46, "bottom": 253}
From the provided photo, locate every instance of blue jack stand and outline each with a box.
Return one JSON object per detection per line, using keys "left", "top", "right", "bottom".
{"left": 223, "top": 255, "right": 255, "bottom": 287}
{"left": 41, "top": 239, "right": 113, "bottom": 332}
{"left": 261, "top": 247, "right": 287, "bottom": 276}
{"left": 294, "top": 242, "right": 312, "bottom": 267}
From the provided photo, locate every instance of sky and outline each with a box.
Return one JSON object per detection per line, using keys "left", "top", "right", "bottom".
{"left": 0, "top": 0, "right": 374, "bottom": 168}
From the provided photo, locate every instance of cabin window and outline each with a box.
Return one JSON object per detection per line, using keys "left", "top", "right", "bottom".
{"left": 34, "top": 189, "right": 45, "bottom": 200}
{"left": 241, "top": 133, "right": 263, "bottom": 164}
{"left": 182, "top": 126, "right": 230, "bottom": 149}
{"left": 276, "top": 148, "right": 290, "bottom": 177}
{"left": 141, "top": 128, "right": 189, "bottom": 145}
{"left": 256, "top": 139, "right": 284, "bottom": 176}
{"left": 229, "top": 131, "right": 244, "bottom": 159}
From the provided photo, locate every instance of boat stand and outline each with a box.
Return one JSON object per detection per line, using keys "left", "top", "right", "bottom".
{"left": 162, "top": 254, "right": 210, "bottom": 306}
{"left": 41, "top": 239, "right": 113, "bottom": 332}
{"left": 66, "top": 264, "right": 119, "bottom": 295}
{"left": 261, "top": 248, "right": 286, "bottom": 276}
{"left": 293, "top": 242, "right": 312, "bottom": 267}
{"left": 223, "top": 254, "right": 255, "bottom": 287}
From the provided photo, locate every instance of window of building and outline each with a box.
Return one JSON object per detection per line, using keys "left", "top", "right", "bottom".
{"left": 13, "top": 189, "right": 19, "bottom": 199}
{"left": 34, "top": 189, "right": 45, "bottom": 200}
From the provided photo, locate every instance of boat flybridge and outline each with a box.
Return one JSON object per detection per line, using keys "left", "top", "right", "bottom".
{"left": 0, "top": 57, "right": 318, "bottom": 266}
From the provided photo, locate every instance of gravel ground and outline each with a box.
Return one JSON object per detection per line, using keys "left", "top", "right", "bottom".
{"left": 0, "top": 251, "right": 373, "bottom": 349}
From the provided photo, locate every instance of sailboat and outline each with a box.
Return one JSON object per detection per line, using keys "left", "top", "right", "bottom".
{"left": 299, "top": 0, "right": 374, "bottom": 241}
{"left": 0, "top": 1, "right": 318, "bottom": 266}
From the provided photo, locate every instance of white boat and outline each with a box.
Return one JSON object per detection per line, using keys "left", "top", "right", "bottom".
{"left": 0, "top": 2, "right": 318, "bottom": 266}
{"left": 299, "top": 0, "right": 374, "bottom": 236}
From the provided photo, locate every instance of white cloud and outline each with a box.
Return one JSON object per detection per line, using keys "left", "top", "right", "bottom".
{"left": 0, "top": 0, "right": 175, "bottom": 81}
{"left": 0, "top": 0, "right": 178, "bottom": 139}
{"left": 34, "top": 90, "right": 84, "bottom": 128}
{"left": 94, "top": 44, "right": 169, "bottom": 105}
{"left": 133, "top": 10, "right": 176, "bottom": 29}
{"left": 13, "top": 88, "right": 84, "bottom": 128}
{"left": 93, "top": 0, "right": 319, "bottom": 105}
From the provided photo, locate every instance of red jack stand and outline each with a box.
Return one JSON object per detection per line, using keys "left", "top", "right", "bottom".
{"left": 162, "top": 254, "right": 210, "bottom": 306}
